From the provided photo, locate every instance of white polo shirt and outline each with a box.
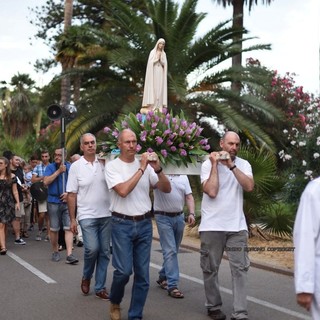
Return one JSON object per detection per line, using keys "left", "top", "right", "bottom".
{"left": 153, "top": 175, "right": 192, "bottom": 212}
{"left": 66, "top": 156, "right": 111, "bottom": 220}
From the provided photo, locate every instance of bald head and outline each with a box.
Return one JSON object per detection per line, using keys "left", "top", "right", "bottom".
{"left": 220, "top": 131, "right": 240, "bottom": 159}
{"left": 221, "top": 131, "right": 240, "bottom": 142}
{"left": 118, "top": 129, "right": 136, "bottom": 143}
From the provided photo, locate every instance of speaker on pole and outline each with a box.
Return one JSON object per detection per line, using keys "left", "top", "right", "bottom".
{"left": 47, "top": 104, "right": 63, "bottom": 120}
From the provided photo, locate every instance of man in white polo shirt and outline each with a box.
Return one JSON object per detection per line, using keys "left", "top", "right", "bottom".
{"left": 67, "top": 133, "right": 111, "bottom": 300}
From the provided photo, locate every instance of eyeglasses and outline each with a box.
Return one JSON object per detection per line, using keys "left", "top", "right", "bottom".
{"left": 83, "top": 141, "right": 96, "bottom": 145}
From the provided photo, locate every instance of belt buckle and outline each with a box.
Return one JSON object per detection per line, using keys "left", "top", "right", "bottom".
{"left": 133, "top": 215, "right": 142, "bottom": 222}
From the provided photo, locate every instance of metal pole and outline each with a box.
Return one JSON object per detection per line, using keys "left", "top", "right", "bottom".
{"left": 61, "top": 116, "right": 66, "bottom": 193}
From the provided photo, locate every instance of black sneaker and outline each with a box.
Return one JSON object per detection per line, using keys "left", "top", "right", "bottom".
{"left": 15, "top": 238, "right": 26, "bottom": 245}
{"left": 66, "top": 254, "right": 79, "bottom": 264}
{"left": 77, "top": 241, "right": 83, "bottom": 247}
{"left": 207, "top": 309, "right": 226, "bottom": 320}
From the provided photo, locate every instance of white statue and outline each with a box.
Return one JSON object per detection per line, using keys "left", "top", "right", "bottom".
{"left": 141, "top": 38, "right": 167, "bottom": 114}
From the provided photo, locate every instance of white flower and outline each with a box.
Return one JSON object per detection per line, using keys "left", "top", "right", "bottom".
{"left": 317, "top": 136, "right": 320, "bottom": 146}
{"left": 289, "top": 173, "right": 296, "bottom": 179}
{"left": 302, "top": 160, "right": 307, "bottom": 166}
{"left": 290, "top": 140, "right": 296, "bottom": 145}
{"left": 284, "top": 154, "right": 292, "bottom": 161}
{"left": 305, "top": 170, "right": 313, "bottom": 176}
{"left": 278, "top": 150, "right": 284, "bottom": 159}
{"left": 283, "top": 129, "right": 288, "bottom": 134}
{"left": 298, "top": 141, "right": 306, "bottom": 147}
{"left": 305, "top": 124, "right": 312, "bottom": 133}
{"left": 314, "top": 153, "right": 320, "bottom": 159}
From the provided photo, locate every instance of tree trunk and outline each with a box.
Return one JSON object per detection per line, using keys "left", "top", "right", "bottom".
{"left": 231, "top": 0, "right": 244, "bottom": 94}
{"left": 60, "top": 0, "right": 73, "bottom": 107}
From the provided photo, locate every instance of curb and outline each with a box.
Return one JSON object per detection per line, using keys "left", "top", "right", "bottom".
{"left": 152, "top": 236, "right": 294, "bottom": 277}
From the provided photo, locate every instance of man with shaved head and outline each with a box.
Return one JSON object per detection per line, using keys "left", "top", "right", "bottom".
{"left": 199, "top": 131, "right": 254, "bottom": 320}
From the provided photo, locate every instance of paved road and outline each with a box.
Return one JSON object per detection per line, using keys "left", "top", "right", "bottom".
{"left": 0, "top": 228, "right": 311, "bottom": 320}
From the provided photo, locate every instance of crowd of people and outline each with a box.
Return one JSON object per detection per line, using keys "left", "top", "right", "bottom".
{"left": 0, "top": 129, "right": 317, "bottom": 320}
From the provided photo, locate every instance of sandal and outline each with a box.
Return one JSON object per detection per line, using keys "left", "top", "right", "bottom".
{"left": 156, "top": 279, "right": 168, "bottom": 290}
{"left": 0, "top": 248, "right": 7, "bottom": 255}
{"left": 168, "top": 287, "right": 184, "bottom": 299}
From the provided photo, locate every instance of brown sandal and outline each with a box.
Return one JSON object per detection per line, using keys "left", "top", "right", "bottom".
{"left": 168, "top": 288, "right": 184, "bottom": 299}
{"left": 156, "top": 279, "right": 168, "bottom": 290}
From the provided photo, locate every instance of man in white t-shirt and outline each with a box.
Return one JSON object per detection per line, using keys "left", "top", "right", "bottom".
{"left": 154, "top": 174, "right": 195, "bottom": 298}
{"left": 199, "top": 131, "right": 254, "bottom": 320}
{"left": 105, "top": 129, "right": 171, "bottom": 320}
{"left": 67, "top": 133, "right": 111, "bottom": 300}
{"left": 294, "top": 177, "right": 320, "bottom": 320}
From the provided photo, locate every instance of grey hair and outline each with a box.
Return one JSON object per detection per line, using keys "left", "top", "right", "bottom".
{"left": 80, "top": 133, "right": 96, "bottom": 145}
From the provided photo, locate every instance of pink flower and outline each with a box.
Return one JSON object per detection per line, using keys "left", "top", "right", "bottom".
{"left": 180, "top": 149, "right": 187, "bottom": 156}
{"left": 161, "top": 149, "right": 168, "bottom": 157}
{"left": 155, "top": 136, "right": 163, "bottom": 145}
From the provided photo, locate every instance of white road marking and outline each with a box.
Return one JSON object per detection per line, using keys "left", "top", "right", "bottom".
{"left": 150, "top": 262, "right": 311, "bottom": 320}
{"left": 7, "top": 251, "right": 57, "bottom": 284}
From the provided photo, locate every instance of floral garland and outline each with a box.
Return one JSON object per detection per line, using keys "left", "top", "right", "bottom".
{"left": 101, "top": 108, "right": 210, "bottom": 166}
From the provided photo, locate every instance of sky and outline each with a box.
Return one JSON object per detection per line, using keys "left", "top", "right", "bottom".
{"left": 1, "top": 0, "right": 319, "bottom": 94}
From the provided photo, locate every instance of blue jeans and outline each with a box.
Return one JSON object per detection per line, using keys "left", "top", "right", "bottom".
{"left": 109, "top": 216, "right": 152, "bottom": 320}
{"left": 155, "top": 213, "right": 185, "bottom": 290}
{"left": 200, "top": 230, "right": 250, "bottom": 319}
{"left": 79, "top": 217, "right": 111, "bottom": 293}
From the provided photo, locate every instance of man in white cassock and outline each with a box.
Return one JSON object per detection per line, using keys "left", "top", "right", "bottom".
{"left": 293, "top": 177, "right": 320, "bottom": 320}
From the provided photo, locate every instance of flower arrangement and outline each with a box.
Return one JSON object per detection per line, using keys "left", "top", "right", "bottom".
{"left": 101, "top": 108, "right": 210, "bottom": 166}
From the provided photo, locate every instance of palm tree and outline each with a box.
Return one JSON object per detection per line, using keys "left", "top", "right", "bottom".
{"left": 210, "top": 0, "right": 274, "bottom": 92}
{"left": 59, "top": 0, "right": 74, "bottom": 107}
{"left": 39, "top": 0, "right": 282, "bottom": 153}
{"left": 100, "top": 0, "right": 281, "bottom": 150}
{"left": 0, "top": 74, "right": 39, "bottom": 138}
{"left": 55, "top": 25, "right": 106, "bottom": 104}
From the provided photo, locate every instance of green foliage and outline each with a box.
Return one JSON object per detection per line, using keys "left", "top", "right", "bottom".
{"left": 257, "top": 202, "right": 295, "bottom": 239}
{"left": 0, "top": 134, "right": 37, "bottom": 160}
{"left": 237, "top": 147, "right": 284, "bottom": 223}
{"left": 30, "top": 0, "right": 281, "bottom": 154}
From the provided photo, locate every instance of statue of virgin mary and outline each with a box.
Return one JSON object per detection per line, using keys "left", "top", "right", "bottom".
{"left": 140, "top": 38, "right": 168, "bottom": 114}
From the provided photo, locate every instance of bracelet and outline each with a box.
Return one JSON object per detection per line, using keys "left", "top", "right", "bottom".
{"left": 189, "top": 213, "right": 195, "bottom": 217}
{"left": 138, "top": 168, "right": 144, "bottom": 175}
{"left": 230, "top": 165, "right": 237, "bottom": 171}
{"left": 155, "top": 167, "right": 163, "bottom": 174}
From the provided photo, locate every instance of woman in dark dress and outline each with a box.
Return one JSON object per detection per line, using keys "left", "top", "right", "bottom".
{"left": 0, "top": 156, "right": 20, "bottom": 255}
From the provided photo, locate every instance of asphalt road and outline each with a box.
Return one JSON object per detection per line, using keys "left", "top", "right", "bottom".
{"left": 0, "top": 228, "right": 312, "bottom": 320}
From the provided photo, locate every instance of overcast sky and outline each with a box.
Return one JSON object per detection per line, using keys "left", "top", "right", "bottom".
{"left": 1, "top": 0, "right": 319, "bottom": 94}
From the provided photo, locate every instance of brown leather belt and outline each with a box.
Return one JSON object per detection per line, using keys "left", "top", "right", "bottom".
{"left": 112, "top": 211, "right": 153, "bottom": 221}
{"left": 154, "top": 211, "right": 183, "bottom": 217}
